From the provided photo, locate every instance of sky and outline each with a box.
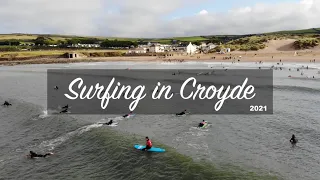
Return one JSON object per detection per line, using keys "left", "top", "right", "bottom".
{"left": 0, "top": 0, "right": 319, "bottom": 38}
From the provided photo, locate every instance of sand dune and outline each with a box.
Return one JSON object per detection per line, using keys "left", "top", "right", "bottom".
{"left": 259, "top": 39, "right": 320, "bottom": 52}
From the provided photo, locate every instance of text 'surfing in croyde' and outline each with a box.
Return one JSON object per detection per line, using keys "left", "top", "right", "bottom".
{"left": 64, "top": 77, "right": 256, "bottom": 111}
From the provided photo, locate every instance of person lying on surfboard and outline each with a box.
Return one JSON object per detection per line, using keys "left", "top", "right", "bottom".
{"left": 123, "top": 111, "right": 133, "bottom": 118}
{"left": 198, "top": 120, "right": 207, "bottom": 127}
{"left": 176, "top": 110, "right": 187, "bottom": 116}
{"left": 142, "top": 137, "right": 152, "bottom": 151}
{"left": 99, "top": 119, "right": 114, "bottom": 125}
{"left": 27, "top": 151, "right": 53, "bottom": 158}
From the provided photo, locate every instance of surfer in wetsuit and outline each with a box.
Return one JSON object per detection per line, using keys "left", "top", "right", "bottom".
{"left": 2, "top": 101, "right": 12, "bottom": 106}
{"left": 198, "top": 120, "right": 207, "bottom": 127}
{"left": 27, "top": 151, "right": 53, "bottom": 158}
{"left": 142, "top": 137, "right": 152, "bottom": 151}
{"left": 59, "top": 104, "right": 69, "bottom": 113}
{"left": 123, "top": 111, "right": 133, "bottom": 118}
{"left": 290, "top": 134, "right": 297, "bottom": 144}
{"left": 100, "top": 120, "right": 113, "bottom": 125}
{"left": 98, "top": 119, "right": 114, "bottom": 125}
{"left": 176, "top": 110, "right": 187, "bottom": 116}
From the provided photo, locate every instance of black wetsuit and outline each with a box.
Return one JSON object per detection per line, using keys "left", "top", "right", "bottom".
{"left": 290, "top": 135, "right": 297, "bottom": 144}
{"left": 123, "top": 113, "right": 132, "bottom": 118}
{"left": 60, "top": 109, "right": 68, "bottom": 113}
{"left": 176, "top": 111, "right": 186, "bottom": 116}
{"left": 106, "top": 120, "right": 113, "bottom": 125}
{"left": 3, "top": 101, "right": 11, "bottom": 106}
{"left": 29, "top": 151, "right": 51, "bottom": 158}
{"left": 142, "top": 146, "right": 151, "bottom": 151}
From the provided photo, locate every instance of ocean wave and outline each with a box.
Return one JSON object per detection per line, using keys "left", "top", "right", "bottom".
{"left": 39, "top": 123, "right": 103, "bottom": 151}
{"left": 274, "top": 85, "right": 320, "bottom": 93}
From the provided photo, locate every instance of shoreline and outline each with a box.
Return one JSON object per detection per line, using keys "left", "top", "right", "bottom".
{"left": 0, "top": 53, "right": 319, "bottom": 66}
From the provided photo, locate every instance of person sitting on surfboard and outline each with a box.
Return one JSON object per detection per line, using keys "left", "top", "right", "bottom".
{"left": 27, "top": 151, "right": 53, "bottom": 158}
{"left": 142, "top": 137, "right": 152, "bottom": 151}
{"left": 123, "top": 111, "right": 133, "bottom": 118}
{"left": 176, "top": 110, "right": 187, "bottom": 116}
{"left": 290, "top": 134, "right": 297, "bottom": 144}
{"left": 198, "top": 120, "right": 207, "bottom": 127}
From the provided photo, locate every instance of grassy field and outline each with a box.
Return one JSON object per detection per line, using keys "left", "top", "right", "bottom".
{"left": 266, "top": 28, "right": 320, "bottom": 35}
{"left": 0, "top": 34, "right": 212, "bottom": 43}
{"left": 0, "top": 34, "right": 69, "bottom": 41}
{"left": 0, "top": 27, "right": 319, "bottom": 43}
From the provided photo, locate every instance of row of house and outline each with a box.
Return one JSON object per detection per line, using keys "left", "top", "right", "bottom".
{"left": 67, "top": 43, "right": 100, "bottom": 48}
{"left": 127, "top": 42, "right": 217, "bottom": 54}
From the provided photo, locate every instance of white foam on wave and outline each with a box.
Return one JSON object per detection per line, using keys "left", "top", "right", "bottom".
{"left": 38, "top": 110, "right": 49, "bottom": 119}
{"left": 39, "top": 123, "right": 103, "bottom": 151}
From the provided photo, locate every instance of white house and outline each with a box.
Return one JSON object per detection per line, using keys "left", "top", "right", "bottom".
{"left": 127, "top": 47, "right": 147, "bottom": 54}
{"left": 186, "top": 42, "right": 197, "bottom": 54}
{"left": 207, "top": 43, "right": 216, "bottom": 50}
{"left": 149, "top": 44, "right": 164, "bottom": 53}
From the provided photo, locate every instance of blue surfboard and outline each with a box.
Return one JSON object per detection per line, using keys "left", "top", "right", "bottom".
{"left": 134, "top": 144, "right": 165, "bottom": 152}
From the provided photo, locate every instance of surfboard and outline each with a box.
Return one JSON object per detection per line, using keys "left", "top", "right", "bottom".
{"left": 200, "top": 123, "right": 209, "bottom": 129}
{"left": 124, "top": 114, "right": 135, "bottom": 118}
{"left": 108, "top": 122, "right": 118, "bottom": 127}
{"left": 134, "top": 144, "right": 165, "bottom": 152}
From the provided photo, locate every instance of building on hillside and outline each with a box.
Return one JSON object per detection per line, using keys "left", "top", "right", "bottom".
{"left": 172, "top": 45, "right": 187, "bottom": 52}
{"left": 149, "top": 44, "right": 164, "bottom": 53}
{"left": 200, "top": 42, "right": 207, "bottom": 48}
{"left": 201, "top": 43, "right": 217, "bottom": 52}
{"left": 127, "top": 47, "right": 147, "bottom": 54}
{"left": 207, "top": 43, "right": 216, "bottom": 50}
{"left": 68, "top": 44, "right": 100, "bottom": 48}
{"left": 186, "top": 42, "right": 197, "bottom": 54}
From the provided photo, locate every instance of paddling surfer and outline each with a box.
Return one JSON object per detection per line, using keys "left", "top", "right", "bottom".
{"left": 27, "top": 151, "right": 53, "bottom": 158}
{"left": 176, "top": 110, "right": 187, "bottom": 116}
{"left": 198, "top": 120, "right": 207, "bottom": 127}
{"left": 123, "top": 111, "right": 133, "bottom": 118}
{"left": 99, "top": 119, "right": 114, "bottom": 125}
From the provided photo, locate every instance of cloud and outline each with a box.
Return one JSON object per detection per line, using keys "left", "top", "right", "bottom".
{"left": 0, "top": 0, "right": 319, "bottom": 37}
{"left": 198, "top": 10, "right": 208, "bottom": 15}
